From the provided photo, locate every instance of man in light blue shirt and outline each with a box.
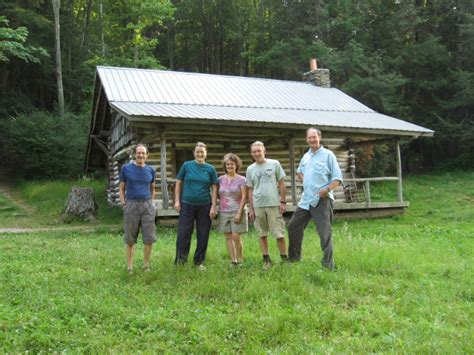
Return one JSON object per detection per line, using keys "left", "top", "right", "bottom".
{"left": 288, "top": 128, "right": 343, "bottom": 270}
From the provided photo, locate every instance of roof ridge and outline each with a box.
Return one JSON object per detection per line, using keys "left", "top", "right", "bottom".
{"left": 96, "top": 65, "right": 332, "bottom": 86}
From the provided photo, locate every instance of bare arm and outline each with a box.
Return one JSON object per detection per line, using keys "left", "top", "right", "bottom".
{"left": 150, "top": 181, "right": 156, "bottom": 200}
{"left": 278, "top": 178, "right": 287, "bottom": 214}
{"left": 319, "top": 179, "right": 341, "bottom": 198}
{"left": 296, "top": 173, "right": 304, "bottom": 181}
{"left": 174, "top": 180, "right": 182, "bottom": 212}
{"left": 119, "top": 181, "right": 126, "bottom": 205}
{"left": 247, "top": 186, "right": 255, "bottom": 222}
{"left": 234, "top": 185, "right": 247, "bottom": 224}
{"left": 210, "top": 184, "right": 218, "bottom": 218}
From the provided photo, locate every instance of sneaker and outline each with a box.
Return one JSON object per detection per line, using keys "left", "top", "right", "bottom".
{"left": 197, "top": 264, "right": 207, "bottom": 271}
{"left": 127, "top": 268, "right": 133, "bottom": 275}
{"left": 143, "top": 265, "right": 151, "bottom": 272}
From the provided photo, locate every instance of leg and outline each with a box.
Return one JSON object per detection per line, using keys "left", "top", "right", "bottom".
{"left": 225, "top": 232, "right": 237, "bottom": 262}
{"left": 194, "top": 204, "right": 212, "bottom": 265}
{"left": 232, "top": 233, "right": 243, "bottom": 263}
{"left": 143, "top": 244, "right": 153, "bottom": 269}
{"left": 123, "top": 201, "right": 140, "bottom": 271}
{"left": 276, "top": 237, "right": 287, "bottom": 256}
{"left": 141, "top": 200, "right": 157, "bottom": 269}
{"left": 175, "top": 203, "right": 195, "bottom": 264}
{"left": 126, "top": 244, "right": 135, "bottom": 271}
{"left": 311, "top": 198, "right": 334, "bottom": 270}
{"left": 259, "top": 236, "right": 269, "bottom": 255}
{"left": 288, "top": 207, "right": 311, "bottom": 261}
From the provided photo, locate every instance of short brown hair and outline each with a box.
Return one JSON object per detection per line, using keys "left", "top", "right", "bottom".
{"left": 222, "top": 153, "right": 242, "bottom": 173}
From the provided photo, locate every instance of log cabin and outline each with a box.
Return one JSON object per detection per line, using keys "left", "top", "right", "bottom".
{"left": 85, "top": 64, "right": 433, "bottom": 219}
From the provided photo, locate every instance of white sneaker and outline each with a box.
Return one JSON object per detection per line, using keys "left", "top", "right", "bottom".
{"left": 197, "top": 264, "right": 207, "bottom": 271}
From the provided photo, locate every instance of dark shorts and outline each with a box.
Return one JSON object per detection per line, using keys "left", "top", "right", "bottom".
{"left": 123, "top": 199, "right": 157, "bottom": 245}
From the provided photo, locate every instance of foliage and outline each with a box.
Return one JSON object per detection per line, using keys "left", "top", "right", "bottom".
{"left": 0, "top": 0, "right": 473, "bottom": 172}
{"left": 0, "top": 171, "right": 473, "bottom": 352}
{"left": 0, "top": 15, "right": 48, "bottom": 63}
{"left": 0, "top": 110, "right": 89, "bottom": 179}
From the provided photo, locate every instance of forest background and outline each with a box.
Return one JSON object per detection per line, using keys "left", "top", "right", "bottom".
{"left": 0, "top": 0, "right": 473, "bottom": 179}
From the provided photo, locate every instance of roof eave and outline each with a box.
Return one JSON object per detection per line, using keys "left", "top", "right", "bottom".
{"left": 112, "top": 109, "right": 434, "bottom": 138}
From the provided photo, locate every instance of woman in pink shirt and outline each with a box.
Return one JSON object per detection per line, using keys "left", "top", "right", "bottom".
{"left": 218, "top": 153, "right": 248, "bottom": 265}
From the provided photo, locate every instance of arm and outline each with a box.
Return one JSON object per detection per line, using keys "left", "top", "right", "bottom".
{"left": 296, "top": 173, "right": 304, "bottom": 181}
{"left": 150, "top": 181, "right": 156, "bottom": 200}
{"left": 234, "top": 185, "right": 247, "bottom": 224}
{"left": 319, "top": 153, "right": 343, "bottom": 198}
{"left": 119, "top": 181, "right": 126, "bottom": 205}
{"left": 174, "top": 180, "right": 182, "bottom": 212}
{"left": 247, "top": 186, "right": 255, "bottom": 222}
{"left": 278, "top": 178, "right": 287, "bottom": 214}
{"left": 209, "top": 184, "right": 218, "bottom": 218}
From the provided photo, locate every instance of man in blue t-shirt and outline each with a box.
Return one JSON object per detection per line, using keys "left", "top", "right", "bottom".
{"left": 119, "top": 144, "right": 157, "bottom": 274}
{"left": 288, "top": 128, "right": 343, "bottom": 270}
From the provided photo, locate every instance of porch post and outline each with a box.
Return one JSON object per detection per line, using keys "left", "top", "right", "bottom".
{"left": 160, "top": 128, "right": 169, "bottom": 209}
{"left": 396, "top": 139, "right": 403, "bottom": 202}
{"left": 289, "top": 137, "right": 297, "bottom": 206}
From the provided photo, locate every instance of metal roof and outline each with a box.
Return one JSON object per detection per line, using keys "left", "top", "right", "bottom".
{"left": 96, "top": 66, "right": 434, "bottom": 137}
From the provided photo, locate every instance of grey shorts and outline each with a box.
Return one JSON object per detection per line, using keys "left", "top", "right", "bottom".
{"left": 123, "top": 199, "right": 157, "bottom": 245}
{"left": 218, "top": 211, "right": 249, "bottom": 234}
{"left": 254, "top": 206, "right": 285, "bottom": 239}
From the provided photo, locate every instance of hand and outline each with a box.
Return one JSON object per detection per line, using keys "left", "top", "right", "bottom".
{"left": 174, "top": 201, "right": 181, "bottom": 213}
{"left": 249, "top": 209, "right": 255, "bottom": 222}
{"left": 318, "top": 188, "right": 329, "bottom": 198}
{"left": 209, "top": 205, "right": 217, "bottom": 219}
{"left": 279, "top": 202, "right": 286, "bottom": 214}
{"left": 234, "top": 212, "right": 241, "bottom": 224}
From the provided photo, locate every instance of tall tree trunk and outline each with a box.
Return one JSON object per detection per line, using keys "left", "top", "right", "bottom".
{"left": 52, "top": 0, "right": 65, "bottom": 118}
{"left": 100, "top": 0, "right": 105, "bottom": 56}
{"left": 79, "top": 0, "right": 93, "bottom": 56}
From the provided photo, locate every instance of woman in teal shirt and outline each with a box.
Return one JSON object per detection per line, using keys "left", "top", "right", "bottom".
{"left": 174, "top": 142, "right": 218, "bottom": 268}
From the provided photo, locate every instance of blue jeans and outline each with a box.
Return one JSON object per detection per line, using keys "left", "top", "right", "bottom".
{"left": 175, "top": 202, "right": 212, "bottom": 265}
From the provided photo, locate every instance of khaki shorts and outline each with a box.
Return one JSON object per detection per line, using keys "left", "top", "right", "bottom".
{"left": 254, "top": 206, "right": 285, "bottom": 239}
{"left": 123, "top": 199, "right": 157, "bottom": 244}
{"left": 218, "top": 211, "right": 248, "bottom": 234}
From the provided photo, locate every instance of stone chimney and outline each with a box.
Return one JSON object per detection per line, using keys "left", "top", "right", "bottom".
{"left": 302, "top": 58, "right": 330, "bottom": 88}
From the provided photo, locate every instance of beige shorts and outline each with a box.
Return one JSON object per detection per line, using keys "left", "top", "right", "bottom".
{"left": 254, "top": 206, "right": 285, "bottom": 239}
{"left": 218, "top": 211, "right": 248, "bottom": 234}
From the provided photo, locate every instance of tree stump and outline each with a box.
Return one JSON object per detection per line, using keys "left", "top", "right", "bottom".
{"left": 62, "top": 187, "right": 98, "bottom": 222}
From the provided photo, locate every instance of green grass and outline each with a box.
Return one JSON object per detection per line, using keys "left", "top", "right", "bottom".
{"left": 0, "top": 172, "right": 473, "bottom": 352}
{"left": 0, "top": 178, "right": 122, "bottom": 227}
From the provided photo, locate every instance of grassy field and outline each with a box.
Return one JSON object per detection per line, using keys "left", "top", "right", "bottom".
{"left": 0, "top": 172, "right": 473, "bottom": 352}
{"left": 0, "top": 178, "right": 122, "bottom": 227}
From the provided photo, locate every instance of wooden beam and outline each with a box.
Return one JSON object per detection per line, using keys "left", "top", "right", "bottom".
{"left": 91, "top": 135, "right": 109, "bottom": 156}
{"left": 396, "top": 139, "right": 403, "bottom": 202}
{"left": 160, "top": 128, "right": 169, "bottom": 209}
{"left": 345, "top": 137, "right": 396, "bottom": 149}
{"left": 289, "top": 137, "right": 297, "bottom": 206}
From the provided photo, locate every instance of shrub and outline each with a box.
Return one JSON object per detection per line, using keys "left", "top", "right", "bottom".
{"left": 0, "top": 110, "right": 88, "bottom": 178}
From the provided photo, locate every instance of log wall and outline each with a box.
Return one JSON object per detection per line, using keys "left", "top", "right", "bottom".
{"left": 105, "top": 121, "right": 353, "bottom": 209}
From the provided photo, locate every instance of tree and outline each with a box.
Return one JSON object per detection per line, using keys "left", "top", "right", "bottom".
{"left": 51, "top": 0, "right": 65, "bottom": 118}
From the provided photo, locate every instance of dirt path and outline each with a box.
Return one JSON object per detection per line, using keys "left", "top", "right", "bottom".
{"left": 0, "top": 167, "right": 35, "bottom": 214}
